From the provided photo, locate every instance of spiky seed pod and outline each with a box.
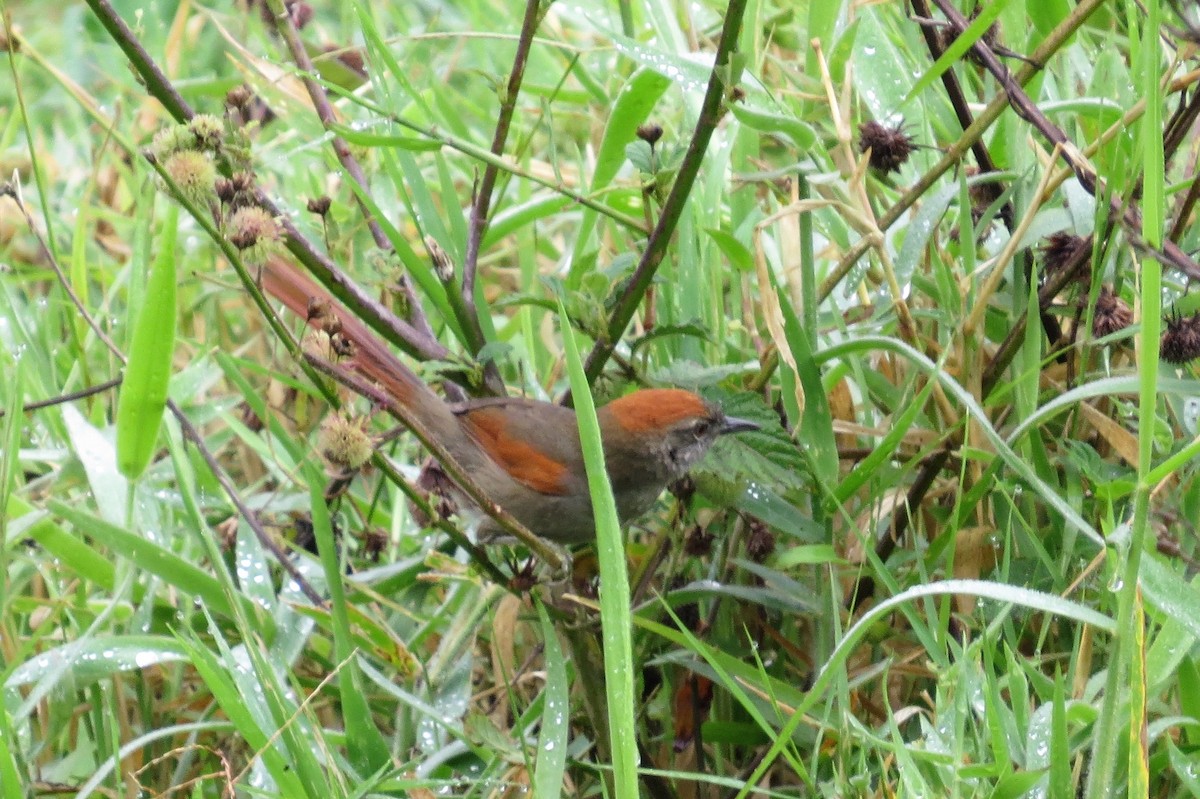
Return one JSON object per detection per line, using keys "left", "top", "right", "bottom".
{"left": 858, "top": 120, "right": 916, "bottom": 174}
{"left": 965, "top": 165, "right": 1004, "bottom": 213}
{"left": 1040, "top": 231, "right": 1088, "bottom": 278}
{"left": 151, "top": 124, "right": 198, "bottom": 159}
{"left": 162, "top": 150, "right": 216, "bottom": 206}
{"left": 306, "top": 296, "right": 331, "bottom": 323}
{"left": 1092, "top": 288, "right": 1133, "bottom": 339}
{"left": 1161, "top": 312, "right": 1200, "bottom": 364}
{"left": 318, "top": 414, "right": 373, "bottom": 470}
{"left": 227, "top": 206, "right": 281, "bottom": 265}
{"left": 330, "top": 333, "right": 356, "bottom": 358}
{"left": 301, "top": 328, "right": 333, "bottom": 360}
{"left": 187, "top": 114, "right": 225, "bottom": 152}
{"left": 216, "top": 172, "right": 257, "bottom": 209}
{"left": 637, "top": 123, "right": 664, "bottom": 146}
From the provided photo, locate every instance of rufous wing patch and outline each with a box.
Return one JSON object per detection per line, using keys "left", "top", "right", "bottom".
{"left": 460, "top": 407, "right": 571, "bottom": 495}
{"left": 605, "top": 389, "right": 709, "bottom": 433}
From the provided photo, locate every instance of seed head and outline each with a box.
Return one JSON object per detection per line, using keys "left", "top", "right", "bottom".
{"left": 162, "top": 150, "right": 216, "bottom": 206}
{"left": 1161, "top": 311, "right": 1200, "bottom": 364}
{"left": 318, "top": 414, "right": 373, "bottom": 470}
{"left": 307, "top": 195, "right": 332, "bottom": 216}
{"left": 858, "top": 120, "right": 916, "bottom": 174}
{"left": 1092, "top": 288, "right": 1132, "bottom": 339}
{"left": 1040, "top": 232, "right": 1088, "bottom": 279}
{"left": 227, "top": 205, "right": 281, "bottom": 265}
{"left": 188, "top": 114, "right": 225, "bottom": 152}
{"left": 637, "top": 123, "right": 664, "bottom": 146}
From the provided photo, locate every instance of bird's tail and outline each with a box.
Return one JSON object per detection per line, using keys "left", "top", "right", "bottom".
{"left": 259, "top": 255, "right": 459, "bottom": 439}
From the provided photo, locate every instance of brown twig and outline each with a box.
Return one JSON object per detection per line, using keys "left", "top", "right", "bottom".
{"left": 262, "top": 0, "right": 439, "bottom": 344}
{"left": 462, "top": 0, "right": 543, "bottom": 307}
{"left": 930, "top": 0, "right": 1200, "bottom": 281}
{"left": 907, "top": 0, "right": 1013, "bottom": 232}
{"left": 578, "top": 0, "right": 750, "bottom": 388}
{"left": 0, "top": 377, "right": 122, "bottom": 418}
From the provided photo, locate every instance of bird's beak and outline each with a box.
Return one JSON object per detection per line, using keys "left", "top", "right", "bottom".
{"left": 719, "top": 416, "right": 760, "bottom": 435}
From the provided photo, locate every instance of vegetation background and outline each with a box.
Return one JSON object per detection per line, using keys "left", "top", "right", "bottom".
{"left": 2, "top": 0, "right": 1200, "bottom": 796}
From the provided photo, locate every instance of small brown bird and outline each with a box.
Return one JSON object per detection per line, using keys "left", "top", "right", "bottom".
{"left": 263, "top": 258, "right": 758, "bottom": 543}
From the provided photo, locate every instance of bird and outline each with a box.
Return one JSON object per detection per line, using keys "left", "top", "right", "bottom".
{"left": 261, "top": 257, "right": 759, "bottom": 543}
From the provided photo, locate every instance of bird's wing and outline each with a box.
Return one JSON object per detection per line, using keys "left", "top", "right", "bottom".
{"left": 454, "top": 400, "right": 584, "bottom": 496}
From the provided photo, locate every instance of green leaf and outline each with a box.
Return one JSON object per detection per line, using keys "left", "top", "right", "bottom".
{"left": 116, "top": 203, "right": 178, "bottom": 479}
{"left": 532, "top": 601, "right": 569, "bottom": 796}
{"left": 729, "top": 103, "right": 816, "bottom": 150}
{"left": 49, "top": 501, "right": 269, "bottom": 630}
{"left": 6, "top": 635, "right": 186, "bottom": 688}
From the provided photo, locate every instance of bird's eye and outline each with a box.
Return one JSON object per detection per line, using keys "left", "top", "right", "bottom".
{"left": 691, "top": 419, "right": 712, "bottom": 438}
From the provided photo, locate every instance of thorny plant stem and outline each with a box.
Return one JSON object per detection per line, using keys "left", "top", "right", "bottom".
{"left": 579, "top": 0, "right": 751, "bottom": 388}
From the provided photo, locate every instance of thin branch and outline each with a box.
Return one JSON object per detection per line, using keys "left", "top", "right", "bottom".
{"left": 462, "top": 0, "right": 543, "bottom": 300}
{"left": 170, "top": 399, "right": 325, "bottom": 605}
{"left": 929, "top": 0, "right": 1200, "bottom": 280}
{"left": 907, "top": 0, "right": 1014, "bottom": 232}
{"left": 84, "top": 0, "right": 449, "bottom": 365}
{"left": 263, "top": 0, "right": 438, "bottom": 346}
{"left": 0, "top": 376, "right": 122, "bottom": 418}
{"left": 579, "top": 0, "right": 751, "bottom": 388}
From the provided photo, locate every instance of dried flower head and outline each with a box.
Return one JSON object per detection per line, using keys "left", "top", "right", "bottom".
{"left": 1040, "top": 231, "right": 1088, "bottom": 278}
{"left": 683, "top": 525, "right": 714, "bottom": 557}
{"left": 216, "top": 172, "right": 257, "bottom": 210}
{"left": 318, "top": 414, "right": 373, "bottom": 470}
{"left": 307, "top": 195, "right": 332, "bottom": 216}
{"left": 162, "top": 150, "right": 216, "bottom": 206}
{"left": 1161, "top": 312, "right": 1200, "bottom": 364}
{"left": 965, "top": 165, "right": 1004, "bottom": 212}
{"left": 745, "top": 518, "right": 776, "bottom": 562}
{"left": 1092, "top": 288, "right": 1133, "bottom": 340}
{"left": 227, "top": 205, "right": 281, "bottom": 265}
{"left": 637, "top": 123, "right": 664, "bottom": 146}
{"left": 858, "top": 120, "right": 916, "bottom": 174}
{"left": 225, "top": 85, "right": 253, "bottom": 112}
{"left": 301, "top": 328, "right": 333, "bottom": 360}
